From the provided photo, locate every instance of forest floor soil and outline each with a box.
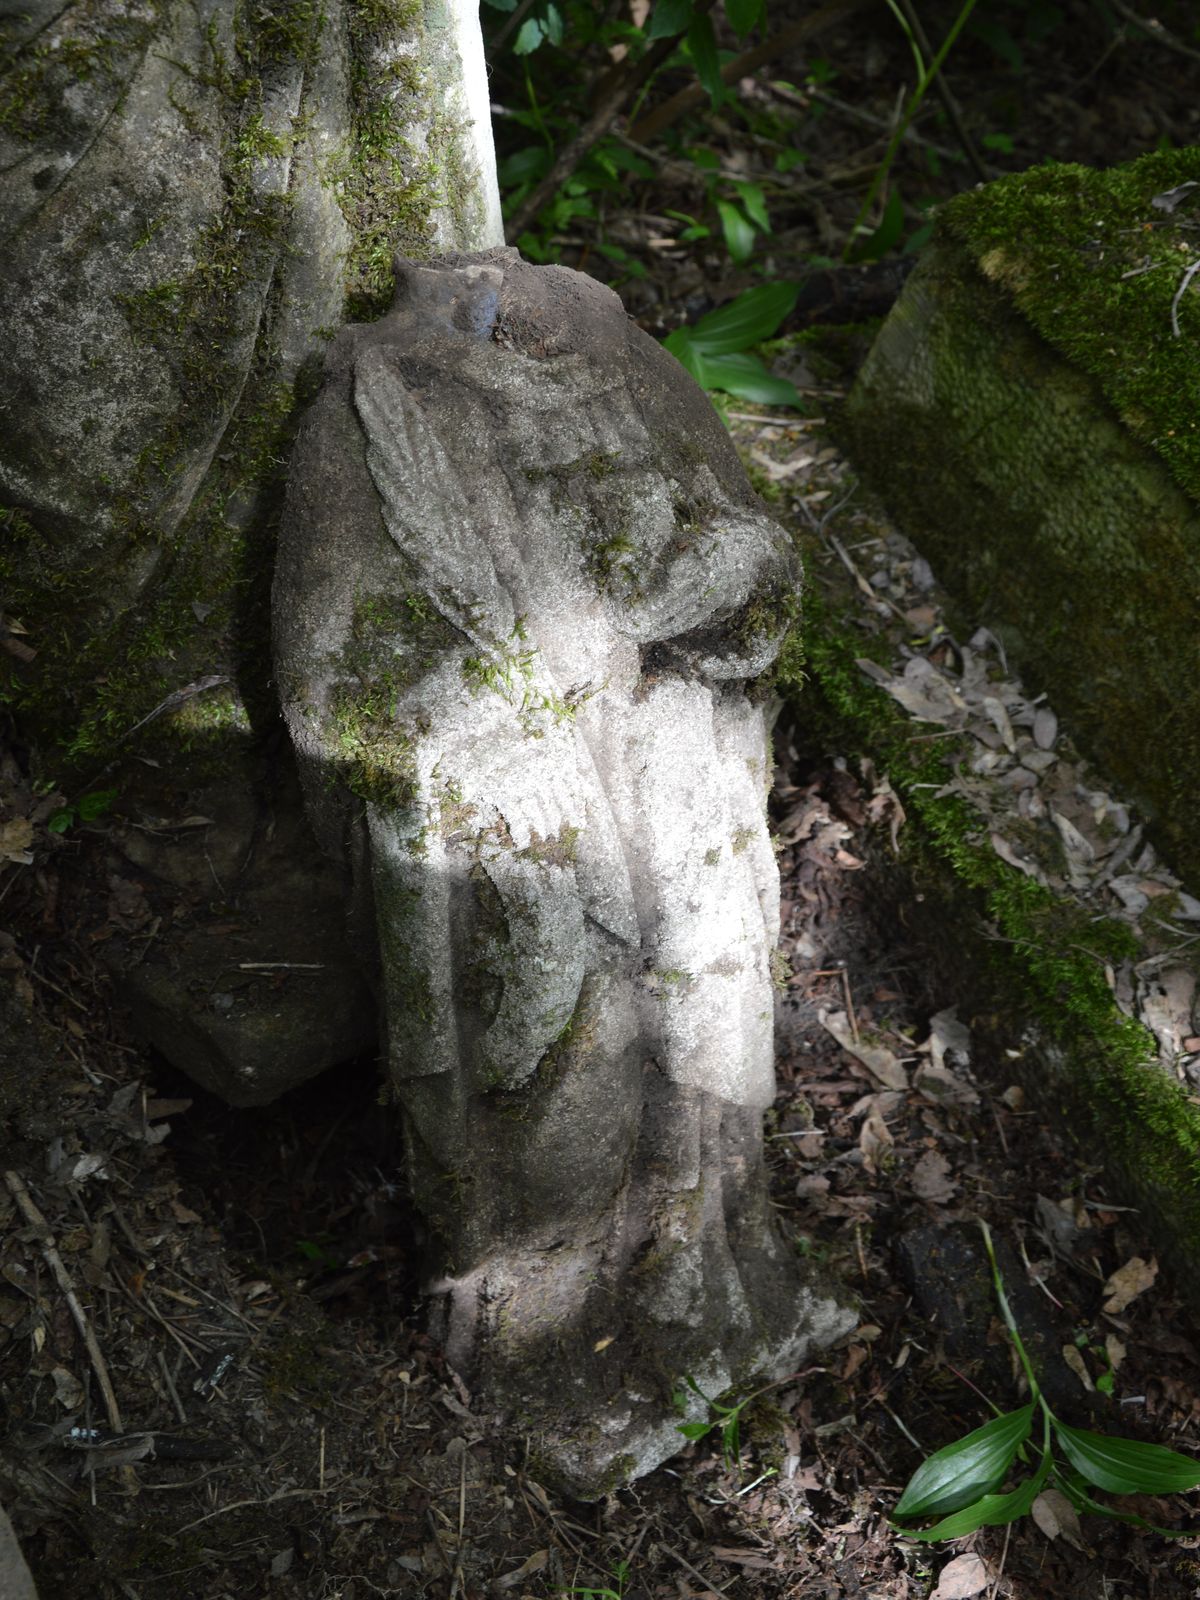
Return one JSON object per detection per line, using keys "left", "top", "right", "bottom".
{"left": 6, "top": 412, "right": 1200, "bottom": 1599}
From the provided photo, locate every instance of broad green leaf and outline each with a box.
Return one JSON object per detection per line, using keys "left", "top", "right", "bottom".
{"left": 697, "top": 351, "right": 801, "bottom": 405}
{"left": 1055, "top": 1470, "right": 1200, "bottom": 1538}
{"left": 894, "top": 1405, "right": 1034, "bottom": 1519}
{"left": 716, "top": 200, "right": 756, "bottom": 263}
{"left": 1054, "top": 1423, "right": 1200, "bottom": 1496}
{"left": 733, "top": 180, "right": 770, "bottom": 232}
{"left": 542, "top": 1, "right": 564, "bottom": 45}
{"left": 686, "top": 282, "right": 800, "bottom": 355}
{"left": 498, "top": 146, "right": 550, "bottom": 187}
{"left": 647, "top": 0, "right": 693, "bottom": 38}
{"left": 686, "top": 14, "right": 724, "bottom": 105}
{"left": 724, "top": 0, "right": 764, "bottom": 36}
{"left": 898, "top": 1451, "right": 1051, "bottom": 1541}
{"left": 513, "top": 16, "right": 545, "bottom": 54}
{"left": 969, "top": 15, "right": 1023, "bottom": 72}
{"left": 77, "top": 789, "right": 117, "bottom": 821}
{"left": 677, "top": 1422, "right": 713, "bottom": 1440}
{"left": 662, "top": 330, "right": 708, "bottom": 385}
{"left": 850, "top": 188, "right": 905, "bottom": 262}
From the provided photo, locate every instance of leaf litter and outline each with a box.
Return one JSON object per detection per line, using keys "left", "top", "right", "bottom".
{"left": 2, "top": 395, "right": 1200, "bottom": 1600}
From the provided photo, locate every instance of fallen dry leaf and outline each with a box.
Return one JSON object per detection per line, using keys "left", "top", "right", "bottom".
{"left": 911, "top": 1149, "right": 956, "bottom": 1204}
{"left": 495, "top": 1549, "right": 548, "bottom": 1590}
{"left": 0, "top": 815, "right": 34, "bottom": 866}
{"left": 1032, "top": 1487, "right": 1087, "bottom": 1550}
{"left": 1103, "top": 1255, "right": 1158, "bottom": 1314}
{"left": 820, "top": 1010, "right": 908, "bottom": 1090}
{"left": 932, "top": 1551, "right": 990, "bottom": 1598}
{"left": 1062, "top": 1343, "right": 1095, "bottom": 1392}
{"left": 858, "top": 1106, "right": 894, "bottom": 1174}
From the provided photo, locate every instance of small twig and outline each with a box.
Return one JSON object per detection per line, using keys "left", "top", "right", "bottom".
{"left": 5, "top": 1170, "right": 123, "bottom": 1431}
{"left": 894, "top": 0, "right": 987, "bottom": 181}
{"left": 659, "top": 1541, "right": 732, "bottom": 1594}
{"left": 841, "top": 967, "right": 860, "bottom": 1045}
{"left": 1170, "top": 257, "right": 1200, "bottom": 336}
{"left": 1107, "top": 0, "right": 1200, "bottom": 63}
{"left": 989, "top": 1520, "right": 1012, "bottom": 1600}
{"left": 157, "top": 1351, "right": 189, "bottom": 1425}
{"left": 237, "top": 961, "right": 326, "bottom": 971}
{"left": 175, "top": 1484, "right": 331, "bottom": 1534}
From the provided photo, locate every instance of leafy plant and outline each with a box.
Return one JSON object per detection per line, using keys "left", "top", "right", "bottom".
{"left": 47, "top": 787, "right": 117, "bottom": 834}
{"left": 845, "top": 0, "right": 981, "bottom": 262}
{"left": 663, "top": 281, "right": 802, "bottom": 405}
{"left": 892, "top": 1221, "right": 1200, "bottom": 1540}
{"left": 673, "top": 1371, "right": 782, "bottom": 1467}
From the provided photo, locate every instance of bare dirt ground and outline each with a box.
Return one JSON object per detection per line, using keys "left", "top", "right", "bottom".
{"left": 7, "top": 652, "right": 1200, "bottom": 1598}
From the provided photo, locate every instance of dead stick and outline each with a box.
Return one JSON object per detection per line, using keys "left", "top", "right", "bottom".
{"left": 5, "top": 1170, "right": 123, "bottom": 1431}
{"left": 840, "top": 967, "right": 860, "bottom": 1045}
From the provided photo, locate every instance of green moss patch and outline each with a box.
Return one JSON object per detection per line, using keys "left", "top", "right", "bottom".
{"left": 778, "top": 570, "right": 1200, "bottom": 1289}
{"left": 938, "top": 148, "right": 1200, "bottom": 506}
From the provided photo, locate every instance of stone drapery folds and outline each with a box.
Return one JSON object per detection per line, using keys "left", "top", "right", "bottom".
{"left": 275, "top": 248, "right": 852, "bottom": 1494}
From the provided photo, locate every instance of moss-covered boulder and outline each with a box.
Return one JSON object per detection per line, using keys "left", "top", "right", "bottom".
{"left": 844, "top": 148, "right": 1200, "bottom": 884}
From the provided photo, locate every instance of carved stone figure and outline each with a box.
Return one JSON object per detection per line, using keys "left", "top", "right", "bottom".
{"left": 275, "top": 247, "right": 852, "bottom": 1493}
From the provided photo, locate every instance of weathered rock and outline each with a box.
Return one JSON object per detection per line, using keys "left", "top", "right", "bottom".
{"left": 109, "top": 751, "right": 376, "bottom": 1107}
{"left": 276, "top": 247, "right": 853, "bottom": 1494}
{"left": 844, "top": 148, "right": 1200, "bottom": 883}
{"left": 1, "top": 0, "right": 501, "bottom": 1104}
{"left": 0, "top": 1503, "right": 38, "bottom": 1600}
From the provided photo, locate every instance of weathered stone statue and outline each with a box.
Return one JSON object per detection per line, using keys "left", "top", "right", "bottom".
{"left": 275, "top": 247, "right": 851, "bottom": 1493}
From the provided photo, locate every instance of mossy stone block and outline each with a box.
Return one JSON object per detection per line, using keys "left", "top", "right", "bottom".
{"left": 845, "top": 149, "right": 1200, "bottom": 882}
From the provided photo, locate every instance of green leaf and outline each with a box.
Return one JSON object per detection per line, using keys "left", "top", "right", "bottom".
{"left": 724, "top": 0, "right": 764, "bottom": 36}
{"left": 686, "top": 14, "right": 724, "bottom": 105}
{"left": 677, "top": 1422, "right": 713, "bottom": 1440}
{"left": 1054, "top": 1424, "right": 1200, "bottom": 1496}
{"left": 969, "top": 15, "right": 1023, "bottom": 71}
{"left": 513, "top": 16, "right": 545, "bottom": 53}
{"left": 894, "top": 1405, "right": 1034, "bottom": 1519}
{"left": 542, "top": 2, "right": 564, "bottom": 45}
{"left": 898, "top": 1451, "right": 1052, "bottom": 1541}
{"left": 732, "top": 180, "right": 770, "bottom": 232}
{"left": 716, "top": 199, "right": 756, "bottom": 263}
{"left": 849, "top": 189, "right": 905, "bottom": 262}
{"left": 1055, "top": 1470, "right": 1200, "bottom": 1537}
{"left": 77, "top": 789, "right": 117, "bottom": 822}
{"left": 696, "top": 351, "right": 801, "bottom": 405}
{"left": 483, "top": 0, "right": 518, "bottom": 10}
{"left": 47, "top": 809, "right": 74, "bottom": 834}
{"left": 647, "top": 0, "right": 693, "bottom": 38}
{"left": 687, "top": 282, "right": 800, "bottom": 354}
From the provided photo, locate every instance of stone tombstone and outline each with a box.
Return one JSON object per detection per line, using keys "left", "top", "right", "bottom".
{"left": 275, "top": 247, "right": 852, "bottom": 1493}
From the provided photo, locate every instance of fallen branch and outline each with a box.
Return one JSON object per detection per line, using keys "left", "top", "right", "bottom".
{"left": 4, "top": 1170, "right": 123, "bottom": 1432}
